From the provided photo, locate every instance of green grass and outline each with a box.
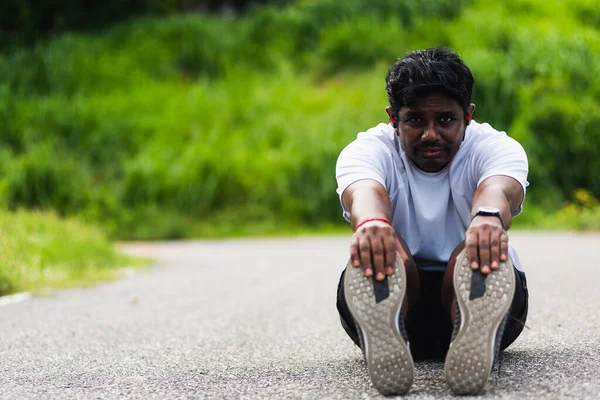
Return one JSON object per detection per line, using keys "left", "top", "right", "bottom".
{"left": 513, "top": 190, "right": 600, "bottom": 231}
{"left": 0, "top": 210, "right": 148, "bottom": 296}
{"left": 183, "top": 198, "right": 600, "bottom": 237}
{"left": 0, "top": 204, "right": 595, "bottom": 298}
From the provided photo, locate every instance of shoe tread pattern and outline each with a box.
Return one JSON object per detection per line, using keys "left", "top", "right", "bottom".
{"left": 444, "top": 250, "right": 516, "bottom": 395}
{"left": 344, "top": 255, "right": 414, "bottom": 396}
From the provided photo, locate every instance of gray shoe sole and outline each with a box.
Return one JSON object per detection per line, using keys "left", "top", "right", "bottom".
{"left": 444, "top": 250, "right": 516, "bottom": 395}
{"left": 344, "top": 254, "right": 414, "bottom": 396}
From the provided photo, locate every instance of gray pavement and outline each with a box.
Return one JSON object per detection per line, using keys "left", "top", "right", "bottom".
{"left": 1, "top": 232, "right": 599, "bottom": 399}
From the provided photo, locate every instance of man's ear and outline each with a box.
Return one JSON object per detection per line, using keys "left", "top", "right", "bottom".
{"left": 462, "top": 103, "right": 476, "bottom": 142}
{"left": 466, "top": 103, "right": 476, "bottom": 124}
{"left": 385, "top": 106, "right": 394, "bottom": 119}
{"left": 385, "top": 106, "right": 397, "bottom": 127}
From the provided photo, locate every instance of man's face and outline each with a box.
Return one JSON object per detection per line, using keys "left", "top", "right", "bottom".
{"left": 389, "top": 92, "right": 474, "bottom": 173}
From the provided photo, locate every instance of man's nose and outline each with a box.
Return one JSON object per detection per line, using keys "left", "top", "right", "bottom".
{"left": 421, "top": 121, "right": 439, "bottom": 141}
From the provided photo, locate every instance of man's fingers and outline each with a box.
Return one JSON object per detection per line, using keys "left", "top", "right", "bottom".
{"left": 370, "top": 235, "right": 386, "bottom": 281}
{"left": 478, "top": 228, "right": 491, "bottom": 274}
{"left": 500, "top": 231, "right": 509, "bottom": 261}
{"left": 489, "top": 230, "right": 501, "bottom": 270}
{"left": 465, "top": 230, "right": 479, "bottom": 270}
{"left": 358, "top": 238, "right": 373, "bottom": 277}
{"left": 350, "top": 238, "right": 360, "bottom": 267}
{"left": 383, "top": 235, "right": 396, "bottom": 276}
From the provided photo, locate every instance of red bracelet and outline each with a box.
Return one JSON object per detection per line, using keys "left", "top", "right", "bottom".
{"left": 354, "top": 217, "right": 393, "bottom": 232}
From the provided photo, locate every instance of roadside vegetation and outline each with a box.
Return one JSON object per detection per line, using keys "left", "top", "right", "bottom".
{"left": 0, "top": 210, "right": 144, "bottom": 296}
{"left": 1, "top": 0, "right": 599, "bottom": 242}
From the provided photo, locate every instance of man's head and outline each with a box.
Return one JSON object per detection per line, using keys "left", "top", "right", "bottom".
{"left": 385, "top": 47, "right": 475, "bottom": 172}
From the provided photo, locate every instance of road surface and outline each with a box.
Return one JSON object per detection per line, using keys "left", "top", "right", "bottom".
{"left": 1, "top": 232, "right": 599, "bottom": 399}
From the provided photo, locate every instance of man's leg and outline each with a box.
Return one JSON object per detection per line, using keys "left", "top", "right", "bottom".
{"left": 499, "top": 268, "right": 528, "bottom": 350}
{"left": 440, "top": 241, "right": 466, "bottom": 319}
{"left": 440, "top": 242, "right": 529, "bottom": 395}
{"left": 404, "top": 266, "right": 453, "bottom": 360}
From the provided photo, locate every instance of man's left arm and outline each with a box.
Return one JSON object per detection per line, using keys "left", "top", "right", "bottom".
{"left": 466, "top": 175, "right": 524, "bottom": 274}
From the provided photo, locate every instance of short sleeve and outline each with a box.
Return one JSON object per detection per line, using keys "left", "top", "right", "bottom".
{"left": 336, "top": 136, "right": 390, "bottom": 221}
{"left": 474, "top": 134, "right": 529, "bottom": 216}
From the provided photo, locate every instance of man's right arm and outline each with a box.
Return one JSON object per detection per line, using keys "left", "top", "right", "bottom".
{"left": 342, "top": 179, "right": 403, "bottom": 281}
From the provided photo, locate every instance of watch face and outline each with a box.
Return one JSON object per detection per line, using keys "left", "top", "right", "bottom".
{"left": 478, "top": 206, "right": 501, "bottom": 214}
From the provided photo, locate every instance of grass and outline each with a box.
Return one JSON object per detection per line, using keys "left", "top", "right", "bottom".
{"left": 513, "top": 191, "right": 600, "bottom": 231}
{"left": 184, "top": 201, "right": 600, "bottom": 238}
{"left": 0, "top": 202, "right": 596, "bottom": 298}
{"left": 0, "top": 210, "right": 149, "bottom": 296}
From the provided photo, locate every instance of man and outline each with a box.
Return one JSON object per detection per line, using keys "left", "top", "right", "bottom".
{"left": 335, "top": 47, "right": 529, "bottom": 396}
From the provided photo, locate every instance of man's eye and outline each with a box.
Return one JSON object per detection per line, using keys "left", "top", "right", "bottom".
{"left": 405, "top": 118, "right": 421, "bottom": 124}
{"left": 440, "top": 117, "right": 453, "bottom": 123}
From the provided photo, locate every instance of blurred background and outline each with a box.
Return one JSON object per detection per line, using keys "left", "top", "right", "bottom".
{"left": 1, "top": 0, "right": 599, "bottom": 245}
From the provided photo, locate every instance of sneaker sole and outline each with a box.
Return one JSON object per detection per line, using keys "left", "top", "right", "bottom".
{"left": 444, "top": 249, "right": 516, "bottom": 395}
{"left": 344, "top": 254, "right": 414, "bottom": 396}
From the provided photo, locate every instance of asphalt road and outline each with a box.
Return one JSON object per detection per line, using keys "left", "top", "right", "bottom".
{"left": 1, "top": 232, "right": 599, "bottom": 399}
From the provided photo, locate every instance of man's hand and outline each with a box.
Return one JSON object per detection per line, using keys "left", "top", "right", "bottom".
{"left": 350, "top": 220, "right": 404, "bottom": 281}
{"left": 465, "top": 216, "right": 509, "bottom": 275}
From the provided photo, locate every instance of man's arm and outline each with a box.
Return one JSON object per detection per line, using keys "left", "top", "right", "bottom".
{"left": 341, "top": 179, "right": 401, "bottom": 281}
{"left": 342, "top": 179, "right": 392, "bottom": 229}
{"left": 466, "top": 175, "right": 524, "bottom": 274}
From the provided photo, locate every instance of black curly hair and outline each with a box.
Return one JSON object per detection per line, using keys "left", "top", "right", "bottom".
{"left": 385, "top": 47, "right": 474, "bottom": 119}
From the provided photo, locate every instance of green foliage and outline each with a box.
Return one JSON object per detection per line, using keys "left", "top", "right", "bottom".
{"left": 512, "top": 96, "right": 600, "bottom": 205}
{"left": 1, "top": 0, "right": 599, "bottom": 239}
{"left": 1, "top": 15, "right": 243, "bottom": 96}
{"left": 3, "top": 141, "right": 92, "bottom": 212}
{"left": 555, "top": 190, "right": 600, "bottom": 230}
{"left": 0, "top": 210, "right": 142, "bottom": 296}
{"left": 0, "top": 0, "right": 264, "bottom": 50}
{"left": 515, "top": 190, "right": 600, "bottom": 231}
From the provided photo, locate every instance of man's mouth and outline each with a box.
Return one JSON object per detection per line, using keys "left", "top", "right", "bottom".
{"left": 420, "top": 147, "right": 444, "bottom": 157}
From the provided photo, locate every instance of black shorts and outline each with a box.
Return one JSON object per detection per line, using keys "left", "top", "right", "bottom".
{"left": 336, "top": 262, "right": 529, "bottom": 360}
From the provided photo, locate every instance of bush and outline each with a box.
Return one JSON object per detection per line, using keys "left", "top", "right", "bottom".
{"left": 3, "top": 142, "right": 93, "bottom": 212}
{"left": 0, "top": 0, "right": 282, "bottom": 51}
{"left": 512, "top": 95, "right": 600, "bottom": 205}
{"left": 1, "top": 0, "right": 599, "bottom": 238}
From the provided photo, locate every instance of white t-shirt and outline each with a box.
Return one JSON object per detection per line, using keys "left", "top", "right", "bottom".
{"left": 336, "top": 120, "right": 529, "bottom": 271}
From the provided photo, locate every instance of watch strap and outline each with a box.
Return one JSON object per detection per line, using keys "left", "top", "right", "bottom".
{"left": 472, "top": 210, "right": 505, "bottom": 230}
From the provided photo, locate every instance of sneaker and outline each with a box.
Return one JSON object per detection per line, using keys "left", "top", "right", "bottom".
{"left": 444, "top": 249, "right": 516, "bottom": 395}
{"left": 344, "top": 253, "right": 414, "bottom": 396}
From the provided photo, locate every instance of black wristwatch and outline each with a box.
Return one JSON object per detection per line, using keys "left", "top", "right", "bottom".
{"left": 473, "top": 206, "right": 505, "bottom": 229}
